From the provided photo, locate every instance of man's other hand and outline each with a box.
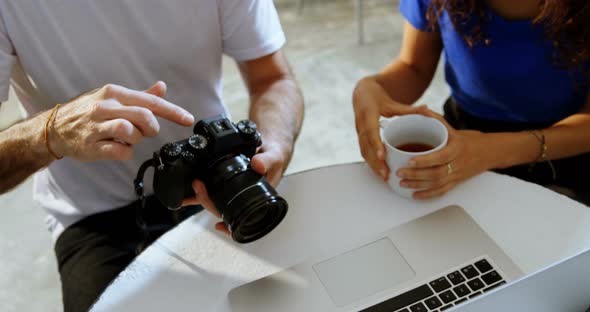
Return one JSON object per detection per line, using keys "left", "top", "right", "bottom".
{"left": 49, "top": 81, "right": 194, "bottom": 161}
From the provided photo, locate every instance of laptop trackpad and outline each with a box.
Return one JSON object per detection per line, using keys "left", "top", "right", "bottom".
{"left": 313, "top": 237, "right": 415, "bottom": 307}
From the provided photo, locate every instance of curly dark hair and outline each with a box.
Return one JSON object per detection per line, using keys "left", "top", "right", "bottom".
{"left": 426, "top": 0, "right": 590, "bottom": 78}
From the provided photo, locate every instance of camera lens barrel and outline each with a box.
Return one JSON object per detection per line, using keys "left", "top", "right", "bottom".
{"left": 207, "top": 155, "right": 288, "bottom": 243}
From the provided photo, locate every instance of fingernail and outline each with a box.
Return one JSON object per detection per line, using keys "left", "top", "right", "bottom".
{"left": 183, "top": 113, "right": 195, "bottom": 124}
{"left": 376, "top": 149, "right": 384, "bottom": 160}
{"left": 396, "top": 170, "right": 404, "bottom": 178}
{"left": 408, "top": 160, "right": 417, "bottom": 167}
{"left": 379, "top": 169, "right": 387, "bottom": 179}
{"left": 400, "top": 181, "right": 408, "bottom": 188}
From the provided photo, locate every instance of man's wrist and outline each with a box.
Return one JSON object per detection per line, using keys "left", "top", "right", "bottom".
{"left": 260, "top": 134, "right": 294, "bottom": 165}
{"left": 44, "top": 104, "right": 66, "bottom": 159}
{"left": 18, "top": 109, "right": 48, "bottom": 156}
{"left": 4, "top": 111, "right": 56, "bottom": 165}
{"left": 36, "top": 110, "right": 60, "bottom": 162}
{"left": 265, "top": 137, "right": 293, "bottom": 157}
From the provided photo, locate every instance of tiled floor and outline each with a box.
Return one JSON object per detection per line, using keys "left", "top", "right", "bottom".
{"left": 0, "top": 1, "right": 448, "bottom": 311}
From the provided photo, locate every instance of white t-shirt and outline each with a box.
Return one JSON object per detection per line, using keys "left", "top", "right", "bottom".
{"left": 0, "top": 0, "right": 286, "bottom": 241}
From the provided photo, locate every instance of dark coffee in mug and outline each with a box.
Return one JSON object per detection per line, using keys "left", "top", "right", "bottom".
{"left": 395, "top": 142, "right": 434, "bottom": 153}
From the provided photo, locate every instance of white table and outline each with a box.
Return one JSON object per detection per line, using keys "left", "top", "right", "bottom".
{"left": 92, "top": 162, "right": 590, "bottom": 312}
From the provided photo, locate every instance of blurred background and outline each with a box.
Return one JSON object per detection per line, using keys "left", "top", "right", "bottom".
{"left": 0, "top": 1, "right": 448, "bottom": 311}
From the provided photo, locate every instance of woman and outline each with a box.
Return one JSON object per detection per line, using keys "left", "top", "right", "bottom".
{"left": 353, "top": 0, "right": 590, "bottom": 203}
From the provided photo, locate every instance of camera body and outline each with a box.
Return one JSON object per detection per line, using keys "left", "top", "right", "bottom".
{"left": 151, "top": 115, "right": 288, "bottom": 243}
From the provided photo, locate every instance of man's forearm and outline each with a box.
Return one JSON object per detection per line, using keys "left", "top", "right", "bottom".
{"left": 0, "top": 111, "right": 54, "bottom": 194}
{"left": 249, "top": 76, "right": 304, "bottom": 160}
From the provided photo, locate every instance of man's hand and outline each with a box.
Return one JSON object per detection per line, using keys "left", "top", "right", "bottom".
{"left": 251, "top": 141, "right": 290, "bottom": 187}
{"left": 0, "top": 81, "right": 195, "bottom": 194}
{"left": 50, "top": 81, "right": 194, "bottom": 161}
{"left": 183, "top": 180, "right": 231, "bottom": 236}
{"left": 181, "top": 50, "right": 303, "bottom": 237}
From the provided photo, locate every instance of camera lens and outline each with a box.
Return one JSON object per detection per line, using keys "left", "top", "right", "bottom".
{"left": 229, "top": 187, "right": 288, "bottom": 243}
{"left": 240, "top": 206, "right": 269, "bottom": 231}
{"left": 206, "top": 155, "right": 288, "bottom": 243}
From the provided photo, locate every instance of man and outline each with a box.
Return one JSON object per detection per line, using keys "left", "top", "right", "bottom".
{"left": 0, "top": 1, "right": 304, "bottom": 311}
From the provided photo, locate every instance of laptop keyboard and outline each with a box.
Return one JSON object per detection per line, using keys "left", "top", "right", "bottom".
{"left": 359, "top": 258, "right": 506, "bottom": 312}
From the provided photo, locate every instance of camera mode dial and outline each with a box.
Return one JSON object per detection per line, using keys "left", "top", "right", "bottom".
{"left": 188, "top": 134, "right": 208, "bottom": 151}
{"left": 161, "top": 143, "right": 183, "bottom": 163}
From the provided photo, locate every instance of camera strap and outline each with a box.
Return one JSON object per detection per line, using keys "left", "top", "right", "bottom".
{"left": 133, "top": 154, "right": 160, "bottom": 254}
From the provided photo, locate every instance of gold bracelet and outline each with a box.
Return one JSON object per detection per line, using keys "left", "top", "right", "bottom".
{"left": 44, "top": 104, "right": 63, "bottom": 160}
{"left": 528, "top": 130, "right": 556, "bottom": 180}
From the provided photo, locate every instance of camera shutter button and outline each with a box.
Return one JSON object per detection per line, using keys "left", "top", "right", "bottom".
{"left": 161, "top": 143, "right": 183, "bottom": 163}
{"left": 237, "top": 120, "right": 257, "bottom": 136}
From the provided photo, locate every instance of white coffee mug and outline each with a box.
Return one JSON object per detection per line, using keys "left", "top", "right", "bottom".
{"left": 381, "top": 114, "right": 449, "bottom": 198}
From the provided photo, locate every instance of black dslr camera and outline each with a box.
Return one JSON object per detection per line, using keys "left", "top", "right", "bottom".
{"left": 135, "top": 115, "right": 288, "bottom": 243}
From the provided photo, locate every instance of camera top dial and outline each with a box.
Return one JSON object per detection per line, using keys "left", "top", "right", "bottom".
{"left": 160, "top": 143, "right": 183, "bottom": 164}
{"left": 188, "top": 134, "right": 208, "bottom": 151}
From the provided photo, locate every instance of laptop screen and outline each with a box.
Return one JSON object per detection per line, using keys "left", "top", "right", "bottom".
{"left": 453, "top": 249, "right": 590, "bottom": 312}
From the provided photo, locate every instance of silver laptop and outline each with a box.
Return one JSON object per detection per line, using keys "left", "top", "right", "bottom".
{"left": 228, "top": 205, "right": 524, "bottom": 312}
{"left": 451, "top": 247, "right": 590, "bottom": 312}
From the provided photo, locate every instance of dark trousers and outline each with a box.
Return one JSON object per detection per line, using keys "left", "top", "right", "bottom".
{"left": 444, "top": 98, "right": 590, "bottom": 206}
{"left": 54, "top": 196, "right": 202, "bottom": 312}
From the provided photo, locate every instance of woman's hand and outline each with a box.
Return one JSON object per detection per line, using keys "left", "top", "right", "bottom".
{"left": 396, "top": 110, "right": 498, "bottom": 199}
{"left": 353, "top": 77, "right": 430, "bottom": 181}
{"left": 50, "top": 81, "right": 194, "bottom": 161}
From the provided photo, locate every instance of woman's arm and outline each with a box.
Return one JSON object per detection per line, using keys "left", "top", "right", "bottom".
{"left": 373, "top": 21, "right": 443, "bottom": 104}
{"left": 500, "top": 94, "right": 590, "bottom": 167}
{"left": 353, "top": 22, "right": 443, "bottom": 180}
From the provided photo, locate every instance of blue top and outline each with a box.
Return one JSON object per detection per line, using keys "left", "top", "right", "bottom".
{"left": 399, "top": 0, "right": 589, "bottom": 123}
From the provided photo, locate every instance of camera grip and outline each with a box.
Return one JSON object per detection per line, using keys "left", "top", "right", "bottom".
{"left": 153, "top": 162, "right": 186, "bottom": 209}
